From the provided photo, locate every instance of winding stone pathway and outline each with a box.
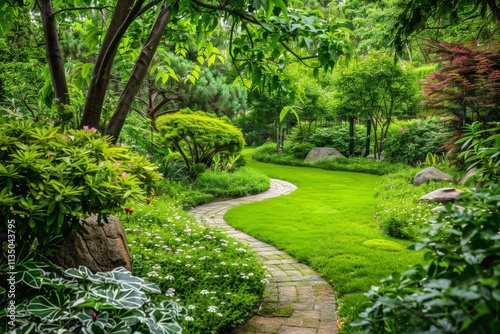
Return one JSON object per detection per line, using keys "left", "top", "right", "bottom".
{"left": 188, "top": 179, "right": 338, "bottom": 334}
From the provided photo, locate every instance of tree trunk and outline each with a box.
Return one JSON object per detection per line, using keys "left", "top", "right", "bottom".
{"left": 364, "top": 118, "right": 371, "bottom": 157}
{"left": 105, "top": 4, "right": 171, "bottom": 141}
{"left": 80, "top": 0, "right": 144, "bottom": 129}
{"left": 37, "top": 0, "right": 69, "bottom": 105}
{"left": 349, "top": 115, "right": 355, "bottom": 156}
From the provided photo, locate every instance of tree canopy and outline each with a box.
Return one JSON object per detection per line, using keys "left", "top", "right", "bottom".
{"left": 0, "top": 0, "right": 352, "bottom": 141}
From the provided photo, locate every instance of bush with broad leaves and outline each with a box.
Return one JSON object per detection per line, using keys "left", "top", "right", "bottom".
{"left": 352, "top": 184, "right": 500, "bottom": 333}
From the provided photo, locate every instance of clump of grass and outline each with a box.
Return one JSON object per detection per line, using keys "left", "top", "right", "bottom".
{"left": 121, "top": 198, "right": 266, "bottom": 334}
{"left": 362, "top": 239, "right": 405, "bottom": 252}
{"left": 193, "top": 167, "right": 270, "bottom": 198}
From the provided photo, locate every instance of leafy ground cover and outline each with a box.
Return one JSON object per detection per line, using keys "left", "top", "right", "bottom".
{"left": 224, "top": 149, "right": 426, "bottom": 329}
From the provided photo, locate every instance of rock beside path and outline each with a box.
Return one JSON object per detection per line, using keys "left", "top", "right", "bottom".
{"left": 53, "top": 215, "right": 132, "bottom": 272}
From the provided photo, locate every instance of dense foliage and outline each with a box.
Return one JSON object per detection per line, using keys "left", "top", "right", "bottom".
{"left": 0, "top": 250, "right": 185, "bottom": 333}
{"left": 333, "top": 52, "right": 419, "bottom": 158}
{"left": 422, "top": 40, "right": 500, "bottom": 135}
{"left": 0, "top": 120, "right": 160, "bottom": 249}
{"left": 457, "top": 121, "right": 500, "bottom": 185}
{"left": 353, "top": 184, "right": 500, "bottom": 333}
{"left": 156, "top": 109, "right": 245, "bottom": 178}
{"left": 307, "top": 124, "right": 367, "bottom": 157}
{"left": 383, "top": 118, "right": 451, "bottom": 165}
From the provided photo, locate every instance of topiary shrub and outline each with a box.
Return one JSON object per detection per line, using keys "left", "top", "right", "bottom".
{"left": 156, "top": 109, "right": 245, "bottom": 178}
{"left": 383, "top": 118, "right": 450, "bottom": 166}
{"left": 352, "top": 184, "right": 500, "bottom": 333}
{"left": 0, "top": 119, "right": 161, "bottom": 249}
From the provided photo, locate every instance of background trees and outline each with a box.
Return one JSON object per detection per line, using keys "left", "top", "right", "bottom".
{"left": 333, "top": 52, "right": 419, "bottom": 158}
{"left": 0, "top": 0, "right": 351, "bottom": 142}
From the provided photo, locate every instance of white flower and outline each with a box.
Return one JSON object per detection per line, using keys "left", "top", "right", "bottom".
{"left": 199, "top": 256, "right": 207, "bottom": 261}
{"left": 147, "top": 271, "right": 159, "bottom": 277}
{"left": 200, "top": 290, "right": 210, "bottom": 295}
{"left": 217, "top": 313, "right": 223, "bottom": 317}
{"left": 220, "top": 261, "right": 226, "bottom": 266}
{"left": 261, "top": 279, "right": 269, "bottom": 284}
{"left": 188, "top": 277, "right": 195, "bottom": 281}
{"left": 207, "top": 306, "right": 218, "bottom": 313}
{"left": 184, "top": 316, "right": 194, "bottom": 321}
{"left": 236, "top": 248, "right": 247, "bottom": 253}
{"left": 165, "top": 275, "right": 174, "bottom": 280}
{"left": 152, "top": 264, "right": 161, "bottom": 270}
{"left": 188, "top": 305, "right": 196, "bottom": 310}
{"left": 165, "top": 288, "right": 175, "bottom": 297}
{"left": 223, "top": 274, "right": 229, "bottom": 278}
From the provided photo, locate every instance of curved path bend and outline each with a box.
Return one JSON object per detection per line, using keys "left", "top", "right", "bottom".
{"left": 188, "top": 179, "right": 338, "bottom": 334}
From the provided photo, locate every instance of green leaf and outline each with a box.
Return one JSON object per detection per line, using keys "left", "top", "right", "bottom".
{"left": 27, "top": 291, "right": 70, "bottom": 321}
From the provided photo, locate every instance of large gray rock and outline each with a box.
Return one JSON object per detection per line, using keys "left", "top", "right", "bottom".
{"left": 305, "top": 147, "right": 345, "bottom": 162}
{"left": 413, "top": 167, "right": 454, "bottom": 186}
{"left": 53, "top": 215, "right": 132, "bottom": 272}
{"left": 418, "top": 187, "right": 464, "bottom": 204}
{"left": 458, "top": 167, "right": 478, "bottom": 185}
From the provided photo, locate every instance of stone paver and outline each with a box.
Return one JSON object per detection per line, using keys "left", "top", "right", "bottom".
{"left": 188, "top": 179, "right": 338, "bottom": 334}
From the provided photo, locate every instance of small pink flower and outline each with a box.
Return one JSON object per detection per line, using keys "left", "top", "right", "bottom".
{"left": 115, "top": 162, "right": 122, "bottom": 167}
{"left": 128, "top": 164, "right": 132, "bottom": 168}
{"left": 91, "top": 127, "right": 97, "bottom": 133}
{"left": 121, "top": 172, "right": 127, "bottom": 178}
{"left": 83, "top": 125, "right": 89, "bottom": 132}
{"left": 47, "top": 153, "right": 51, "bottom": 159}
{"left": 62, "top": 135, "right": 66, "bottom": 141}
{"left": 68, "top": 135, "right": 75, "bottom": 141}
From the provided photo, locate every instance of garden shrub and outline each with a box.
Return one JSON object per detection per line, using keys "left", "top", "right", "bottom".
{"left": 0, "top": 246, "right": 185, "bottom": 333}
{"left": 352, "top": 184, "right": 500, "bottom": 333}
{"left": 156, "top": 109, "right": 245, "bottom": 178}
{"left": 288, "top": 141, "right": 315, "bottom": 159}
{"left": 0, "top": 119, "right": 160, "bottom": 249}
{"left": 308, "top": 125, "right": 367, "bottom": 156}
{"left": 122, "top": 198, "right": 267, "bottom": 333}
{"left": 193, "top": 167, "right": 270, "bottom": 198}
{"left": 383, "top": 118, "right": 451, "bottom": 166}
{"left": 457, "top": 121, "right": 500, "bottom": 185}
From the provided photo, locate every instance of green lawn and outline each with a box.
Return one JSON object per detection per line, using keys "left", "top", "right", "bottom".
{"left": 224, "top": 148, "right": 425, "bottom": 328}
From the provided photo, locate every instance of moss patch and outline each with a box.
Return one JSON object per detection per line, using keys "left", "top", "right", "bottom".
{"left": 362, "top": 239, "right": 405, "bottom": 252}
{"left": 258, "top": 302, "right": 294, "bottom": 317}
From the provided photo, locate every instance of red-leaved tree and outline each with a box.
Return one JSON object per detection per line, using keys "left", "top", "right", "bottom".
{"left": 422, "top": 39, "right": 500, "bottom": 132}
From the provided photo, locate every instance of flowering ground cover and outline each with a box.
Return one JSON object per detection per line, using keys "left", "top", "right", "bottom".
{"left": 121, "top": 196, "right": 267, "bottom": 333}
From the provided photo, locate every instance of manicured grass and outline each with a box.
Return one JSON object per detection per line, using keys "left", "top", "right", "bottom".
{"left": 224, "top": 148, "right": 425, "bottom": 329}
